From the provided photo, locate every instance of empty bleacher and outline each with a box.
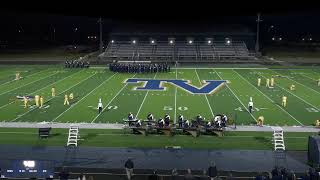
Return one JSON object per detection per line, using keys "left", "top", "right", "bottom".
{"left": 100, "top": 40, "right": 255, "bottom": 62}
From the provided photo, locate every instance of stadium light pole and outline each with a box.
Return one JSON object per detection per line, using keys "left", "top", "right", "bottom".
{"left": 255, "top": 13, "right": 262, "bottom": 54}
{"left": 98, "top": 18, "right": 103, "bottom": 53}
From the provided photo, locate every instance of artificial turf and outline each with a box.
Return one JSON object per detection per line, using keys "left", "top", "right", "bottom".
{"left": 0, "top": 65, "right": 320, "bottom": 126}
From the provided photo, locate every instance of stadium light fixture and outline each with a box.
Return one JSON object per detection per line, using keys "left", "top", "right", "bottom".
{"left": 188, "top": 40, "right": 193, "bottom": 44}
{"left": 132, "top": 40, "right": 136, "bottom": 44}
{"left": 226, "top": 40, "right": 231, "bottom": 44}
{"left": 170, "top": 40, "right": 173, "bottom": 44}
{"left": 310, "top": 38, "right": 312, "bottom": 41}
{"left": 279, "top": 37, "right": 282, "bottom": 41}
{"left": 208, "top": 40, "right": 211, "bottom": 44}
{"left": 272, "top": 37, "right": 275, "bottom": 41}
{"left": 151, "top": 40, "right": 155, "bottom": 44}
{"left": 302, "top": 38, "right": 305, "bottom": 41}
{"left": 111, "top": 40, "right": 114, "bottom": 43}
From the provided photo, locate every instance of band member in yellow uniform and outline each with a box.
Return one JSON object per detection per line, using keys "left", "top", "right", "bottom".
{"left": 51, "top": 87, "right": 56, "bottom": 97}
{"left": 257, "top": 78, "right": 261, "bottom": 87}
{"left": 266, "top": 78, "right": 270, "bottom": 88}
{"left": 23, "top": 96, "right": 28, "bottom": 108}
{"left": 290, "top": 84, "right": 295, "bottom": 91}
{"left": 40, "top": 96, "right": 44, "bottom": 108}
{"left": 15, "top": 72, "right": 20, "bottom": 80}
{"left": 35, "top": 95, "right": 40, "bottom": 107}
{"left": 270, "top": 77, "right": 275, "bottom": 87}
{"left": 64, "top": 94, "right": 69, "bottom": 105}
{"left": 282, "top": 95, "right": 287, "bottom": 107}
{"left": 257, "top": 116, "right": 264, "bottom": 126}
{"left": 69, "top": 93, "right": 74, "bottom": 100}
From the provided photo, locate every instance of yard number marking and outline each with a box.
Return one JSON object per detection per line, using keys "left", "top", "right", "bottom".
{"left": 164, "top": 106, "right": 188, "bottom": 111}
{"left": 306, "top": 107, "right": 319, "bottom": 113}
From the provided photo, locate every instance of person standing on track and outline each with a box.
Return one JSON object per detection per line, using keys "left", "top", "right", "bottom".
{"left": 257, "top": 78, "right": 261, "bottom": 87}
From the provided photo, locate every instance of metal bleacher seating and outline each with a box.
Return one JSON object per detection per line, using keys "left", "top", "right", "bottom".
{"left": 100, "top": 40, "right": 254, "bottom": 62}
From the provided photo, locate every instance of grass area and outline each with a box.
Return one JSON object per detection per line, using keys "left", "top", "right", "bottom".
{"left": 0, "top": 128, "right": 315, "bottom": 150}
{"left": 0, "top": 66, "right": 320, "bottom": 126}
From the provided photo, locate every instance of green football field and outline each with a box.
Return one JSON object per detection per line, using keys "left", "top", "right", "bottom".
{"left": 1, "top": 65, "right": 320, "bottom": 126}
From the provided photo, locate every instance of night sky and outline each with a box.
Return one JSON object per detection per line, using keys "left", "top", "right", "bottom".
{"left": 1, "top": 1, "right": 320, "bottom": 45}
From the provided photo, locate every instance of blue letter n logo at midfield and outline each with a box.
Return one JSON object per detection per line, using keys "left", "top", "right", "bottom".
{"left": 125, "top": 79, "right": 227, "bottom": 94}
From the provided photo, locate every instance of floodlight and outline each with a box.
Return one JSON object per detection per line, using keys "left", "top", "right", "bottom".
{"left": 188, "top": 40, "right": 193, "bottom": 44}
{"left": 23, "top": 161, "right": 35, "bottom": 168}
{"left": 170, "top": 40, "right": 173, "bottom": 44}
{"left": 279, "top": 37, "right": 282, "bottom": 41}
{"left": 111, "top": 40, "right": 114, "bottom": 43}
{"left": 132, "top": 40, "right": 136, "bottom": 44}
{"left": 226, "top": 40, "right": 231, "bottom": 44}
{"left": 302, "top": 38, "right": 305, "bottom": 41}
{"left": 208, "top": 40, "right": 211, "bottom": 44}
{"left": 310, "top": 38, "right": 312, "bottom": 41}
{"left": 151, "top": 40, "right": 155, "bottom": 44}
{"left": 88, "top": 36, "right": 90, "bottom": 39}
{"left": 272, "top": 37, "right": 275, "bottom": 41}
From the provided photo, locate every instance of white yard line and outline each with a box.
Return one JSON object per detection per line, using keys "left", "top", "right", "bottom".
{"left": 271, "top": 69, "right": 320, "bottom": 96}
{"left": 51, "top": 73, "right": 118, "bottom": 122}
{"left": 195, "top": 69, "right": 214, "bottom": 118}
{"left": 214, "top": 69, "right": 256, "bottom": 122}
{"left": 0, "top": 70, "right": 82, "bottom": 110}
{"left": 91, "top": 74, "right": 137, "bottom": 123}
{"left": 0, "top": 71, "right": 59, "bottom": 96}
{"left": 233, "top": 70, "right": 303, "bottom": 126}
{"left": 300, "top": 74, "right": 317, "bottom": 81}
{"left": 174, "top": 69, "right": 177, "bottom": 124}
{"left": 11, "top": 71, "right": 97, "bottom": 122}
{"left": 135, "top": 73, "right": 157, "bottom": 119}
{"left": 258, "top": 72, "right": 320, "bottom": 111}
